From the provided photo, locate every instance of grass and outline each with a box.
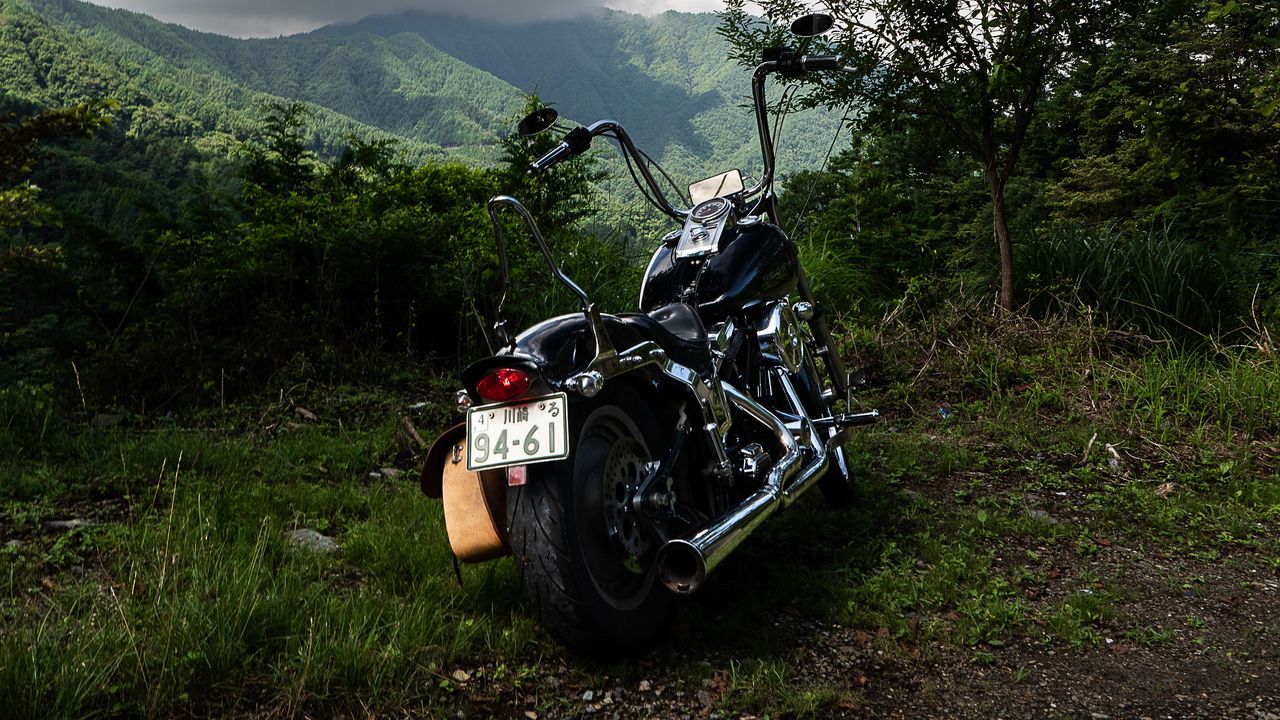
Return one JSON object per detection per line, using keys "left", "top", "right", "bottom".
{"left": 0, "top": 388, "right": 538, "bottom": 718}
{"left": 2, "top": 294, "right": 1278, "bottom": 718}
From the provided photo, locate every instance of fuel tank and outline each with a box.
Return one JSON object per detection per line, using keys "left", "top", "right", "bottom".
{"left": 639, "top": 220, "right": 799, "bottom": 324}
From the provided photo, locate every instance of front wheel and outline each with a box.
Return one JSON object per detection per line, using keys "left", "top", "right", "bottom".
{"left": 797, "top": 356, "right": 858, "bottom": 507}
{"left": 507, "top": 393, "right": 674, "bottom": 656}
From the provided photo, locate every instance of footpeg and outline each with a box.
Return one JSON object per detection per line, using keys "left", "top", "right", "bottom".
{"left": 831, "top": 410, "right": 879, "bottom": 428}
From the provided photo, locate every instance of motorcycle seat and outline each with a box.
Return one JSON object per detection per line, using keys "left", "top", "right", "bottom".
{"left": 646, "top": 302, "right": 707, "bottom": 345}
{"left": 616, "top": 302, "right": 710, "bottom": 375}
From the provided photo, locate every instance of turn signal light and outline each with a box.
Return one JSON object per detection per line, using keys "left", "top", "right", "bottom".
{"left": 475, "top": 367, "right": 533, "bottom": 403}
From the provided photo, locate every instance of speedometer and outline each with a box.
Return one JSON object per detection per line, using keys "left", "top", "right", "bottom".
{"left": 690, "top": 197, "right": 731, "bottom": 224}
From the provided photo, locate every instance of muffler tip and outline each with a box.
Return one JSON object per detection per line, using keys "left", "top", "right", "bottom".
{"left": 657, "top": 539, "right": 706, "bottom": 595}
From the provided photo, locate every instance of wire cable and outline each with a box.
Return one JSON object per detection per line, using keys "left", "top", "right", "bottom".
{"left": 791, "top": 108, "right": 852, "bottom": 233}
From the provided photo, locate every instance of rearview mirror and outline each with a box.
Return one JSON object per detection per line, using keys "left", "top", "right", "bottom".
{"left": 517, "top": 107, "right": 558, "bottom": 137}
{"left": 790, "top": 13, "right": 833, "bottom": 38}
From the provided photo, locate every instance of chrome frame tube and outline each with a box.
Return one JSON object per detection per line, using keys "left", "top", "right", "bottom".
{"left": 487, "top": 195, "right": 591, "bottom": 318}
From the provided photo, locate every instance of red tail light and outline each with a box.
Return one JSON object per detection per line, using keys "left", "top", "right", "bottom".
{"left": 475, "top": 367, "right": 533, "bottom": 403}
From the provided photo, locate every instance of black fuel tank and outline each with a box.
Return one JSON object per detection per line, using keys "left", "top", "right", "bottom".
{"left": 639, "top": 221, "right": 799, "bottom": 324}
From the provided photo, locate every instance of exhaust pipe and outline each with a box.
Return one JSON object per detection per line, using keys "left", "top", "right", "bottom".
{"left": 656, "top": 373, "right": 828, "bottom": 594}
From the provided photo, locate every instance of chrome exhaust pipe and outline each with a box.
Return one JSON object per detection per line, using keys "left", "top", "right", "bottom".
{"left": 656, "top": 374, "right": 828, "bottom": 594}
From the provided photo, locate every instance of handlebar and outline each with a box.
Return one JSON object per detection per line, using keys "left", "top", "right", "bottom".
{"left": 745, "top": 55, "right": 851, "bottom": 199}
{"left": 529, "top": 54, "right": 851, "bottom": 218}
{"left": 529, "top": 126, "right": 595, "bottom": 175}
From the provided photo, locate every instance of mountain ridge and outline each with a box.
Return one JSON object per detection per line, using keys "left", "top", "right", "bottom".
{"left": 5, "top": 0, "right": 843, "bottom": 188}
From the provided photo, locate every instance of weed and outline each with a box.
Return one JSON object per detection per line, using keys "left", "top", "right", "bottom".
{"left": 1124, "top": 625, "right": 1176, "bottom": 646}
{"left": 725, "top": 658, "right": 855, "bottom": 718}
{"left": 1043, "top": 590, "right": 1116, "bottom": 648}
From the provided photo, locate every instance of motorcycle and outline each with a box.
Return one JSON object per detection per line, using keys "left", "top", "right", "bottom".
{"left": 420, "top": 13, "right": 877, "bottom": 656}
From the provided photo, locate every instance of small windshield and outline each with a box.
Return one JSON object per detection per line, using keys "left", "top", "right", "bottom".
{"left": 689, "top": 169, "right": 744, "bottom": 205}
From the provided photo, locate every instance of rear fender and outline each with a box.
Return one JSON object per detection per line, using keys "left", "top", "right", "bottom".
{"left": 460, "top": 312, "right": 671, "bottom": 402}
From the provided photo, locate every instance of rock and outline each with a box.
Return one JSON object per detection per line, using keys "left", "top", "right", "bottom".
{"left": 582, "top": 690, "right": 595, "bottom": 702}
{"left": 638, "top": 680, "right": 652, "bottom": 692}
{"left": 696, "top": 690, "right": 714, "bottom": 706}
{"left": 5, "top": 539, "right": 23, "bottom": 549}
{"left": 1025, "top": 509, "right": 1056, "bottom": 524}
{"left": 285, "top": 528, "right": 338, "bottom": 553}
{"left": 43, "top": 519, "right": 91, "bottom": 531}
{"left": 380, "top": 467, "right": 403, "bottom": 479}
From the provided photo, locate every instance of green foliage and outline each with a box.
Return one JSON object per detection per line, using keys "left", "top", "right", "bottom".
{"left": 0, "top": 96, "right": 114, "bottom": 228}
{"left": 1020, "top": 223, "right": 1236, "bottom": 338}
{"left": 497, "top": 95, "right": 606, "bottom": 233}
{"left": 719, "top": 0, "right": 1133, "bottom": 309}
{"left": 0, "top": 97, "right": 123, "bottom": 388}
{"left": 779, "top": 128, "right": 990, "bottom": 313}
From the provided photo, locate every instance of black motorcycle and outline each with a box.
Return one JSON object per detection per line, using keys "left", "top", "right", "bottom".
{"left": 421, "top": 13, "right": 876, "bottom": 656}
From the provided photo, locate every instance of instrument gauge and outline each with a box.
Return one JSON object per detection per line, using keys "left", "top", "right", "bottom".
{"left": 690, "top": 197, "right": 731, "bottom": 224}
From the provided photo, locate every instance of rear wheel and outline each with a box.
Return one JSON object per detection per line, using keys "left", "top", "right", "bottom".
{"left": 507, "top": 392, "right": 675, "bottom": 656}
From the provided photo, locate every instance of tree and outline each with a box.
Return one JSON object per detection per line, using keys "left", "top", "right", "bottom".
{"left": 0, "top": 99, "right": 114, "bottom": 230}
{"left": 1049, "top": 0, "right": 1280, "bottom": 237}
{"left": 498, "top": 95, "right": 606, "bottom": 234}
{"left": 719, "top": 0, "right": 1133, "bottom": 309}
{"left": 240, "top": 101, "right": 318, "bottom": 194}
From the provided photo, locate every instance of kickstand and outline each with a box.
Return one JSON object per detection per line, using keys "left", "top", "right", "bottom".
{"left": 451, "top": 553, "right": 464, "bottom": 588}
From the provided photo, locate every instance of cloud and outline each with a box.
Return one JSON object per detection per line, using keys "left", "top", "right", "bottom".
{"left": 89, "top": 0, "right": 731, "bottom": 38}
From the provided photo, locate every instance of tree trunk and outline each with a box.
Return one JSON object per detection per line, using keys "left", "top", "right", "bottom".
{"left": 989, "top": 175, "right": 1015, "bottom": 311}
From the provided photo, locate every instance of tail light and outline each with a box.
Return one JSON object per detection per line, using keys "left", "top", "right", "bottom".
{"left": 475, "top": 367, "right": 533, "bottom": 403}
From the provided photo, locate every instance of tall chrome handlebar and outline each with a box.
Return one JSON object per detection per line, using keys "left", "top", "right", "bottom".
{"left": 528, "top": 56, "right": 847, "bottom": 217}
{"left": 745, "top": 55, "right": 844, "bottom": 199}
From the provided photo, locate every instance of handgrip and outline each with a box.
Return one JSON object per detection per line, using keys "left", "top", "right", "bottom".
{"left": 799, "top": 55, "right": 843, "bottom": 71}
{"left": 529, "top": 142, "right": 572, "bottom": 175}
{"left": 528, "top": 126, "right": 595, "bottom": 175}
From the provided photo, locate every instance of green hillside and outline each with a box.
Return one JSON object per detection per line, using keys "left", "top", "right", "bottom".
{"left": 4, "top": 0, "right": 843, "bottom": 186}
{"left": 320, "top": 10, "right": 844, "bottom": 183}
{"left": 6, "top": 0, "right": 525, "bottom": 162}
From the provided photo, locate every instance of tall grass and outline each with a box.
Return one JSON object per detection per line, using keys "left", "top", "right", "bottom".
{"left": 1020, "top": 223, "right": 1235, "bottom": 339}
{"left": 0, "top": 414, "right": 535, "bottom": 719}
{"left": 1099, "top": 344, "right": 1280, "bottom": 441}
{"left": 796, "top": 232, "right": 878, "bottom": 319}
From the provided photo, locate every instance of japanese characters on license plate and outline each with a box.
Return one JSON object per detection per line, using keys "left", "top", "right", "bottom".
{"left": 466, "top": 393, "right": 569, "bottom": 471}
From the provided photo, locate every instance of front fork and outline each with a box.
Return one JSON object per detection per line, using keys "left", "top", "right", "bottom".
{"left": 796, "top": 267, "right": 848, "bottom": 398}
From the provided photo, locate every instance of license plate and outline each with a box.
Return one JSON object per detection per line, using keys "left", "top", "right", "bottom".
{"left": 466, "top": 393, "right": 569, "bottom": 471}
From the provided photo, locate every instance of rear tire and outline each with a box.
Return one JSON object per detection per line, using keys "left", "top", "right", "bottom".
{"left": 507, "top": 391, "right": 674, "bottom": 657}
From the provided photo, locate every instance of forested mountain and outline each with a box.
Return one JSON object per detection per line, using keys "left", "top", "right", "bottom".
{"left": 4, "top": 0, "right": 840, "bottom": 181}
{"left": 3, "top": 0, "right": 514, "bottom": 162}
{"left": 314, "top": 10, "right": 842, "bottom": 179}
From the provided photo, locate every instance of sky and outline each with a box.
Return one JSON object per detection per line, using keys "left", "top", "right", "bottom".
{"left": 86, "top": 0, "right": 740, "bottom": 38}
